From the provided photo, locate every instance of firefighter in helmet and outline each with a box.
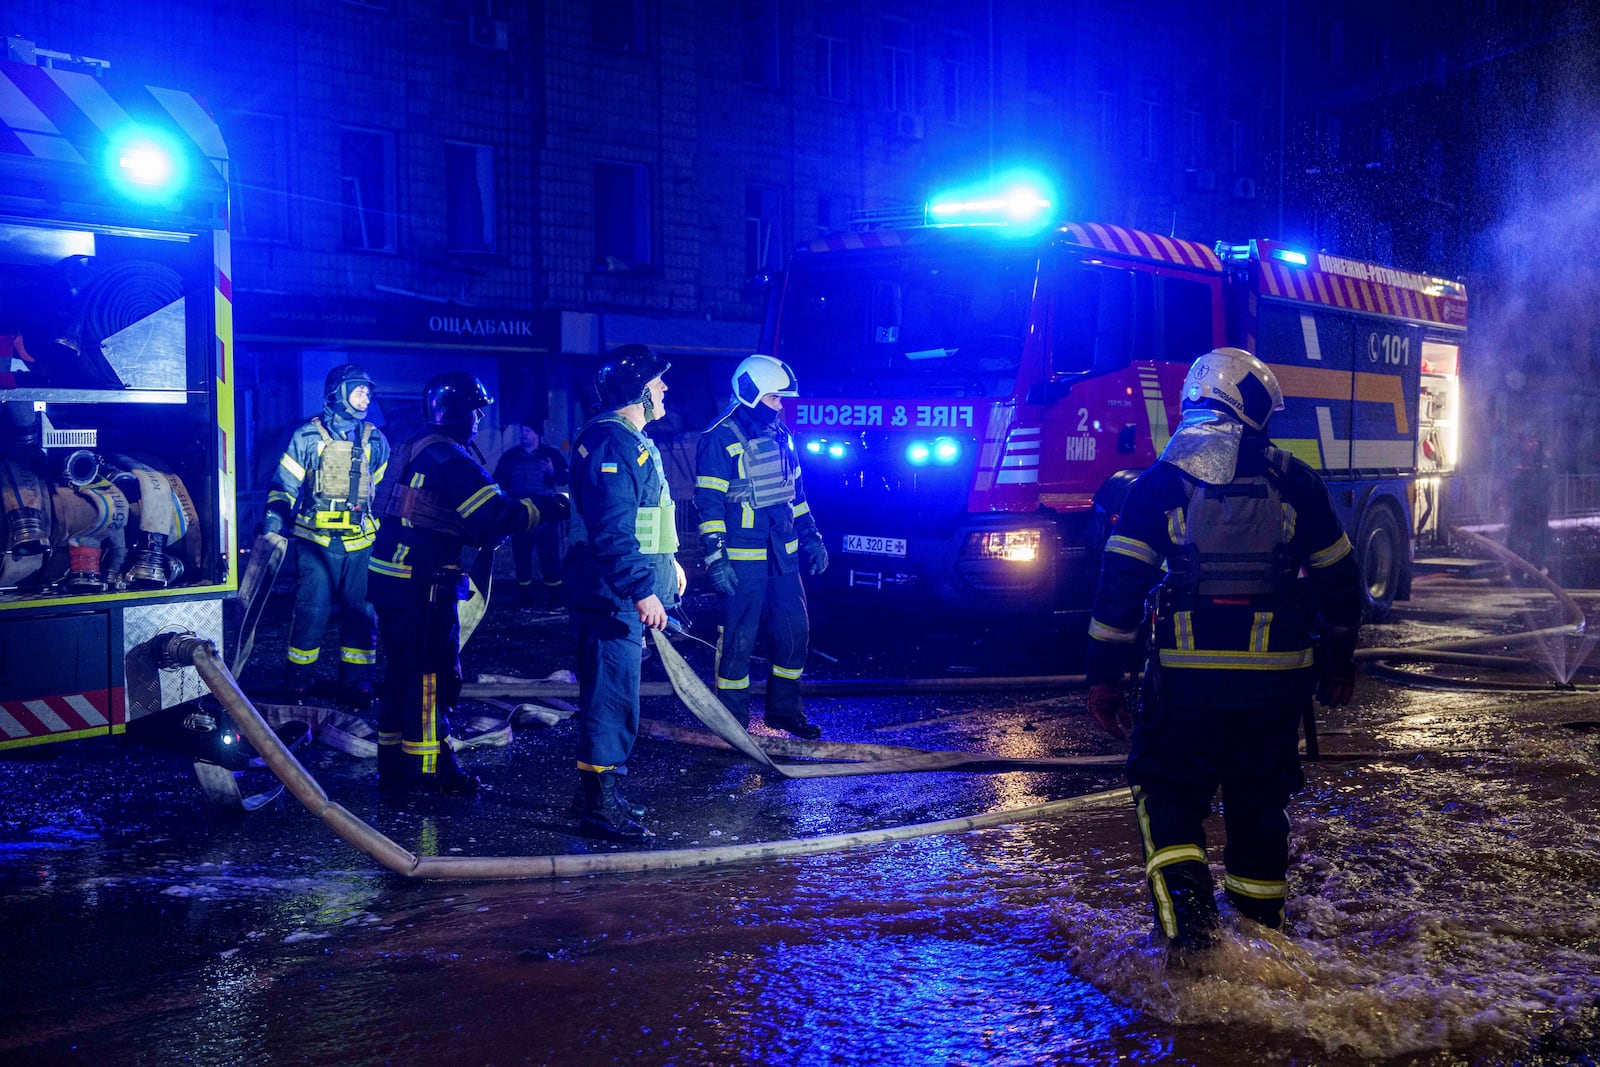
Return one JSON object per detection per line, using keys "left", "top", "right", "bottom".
{"left": 565, "top": 344, "right": 683, "bottom": 840}
{"left": 265, "top": 362, "right": 390, "bottom": 707}
{"left": 693, "top": 353, "right": 828, "bottom": 740}
{"left": 1084, "top": 347, "right": 1361, "bottom": 962}
{"left": 366, "top": 371, "right": 554, "bottom": 794}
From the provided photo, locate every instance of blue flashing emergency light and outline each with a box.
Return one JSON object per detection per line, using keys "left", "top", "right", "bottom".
{"left": 826, "top": 442, "right": 847, "bottom": 460}
{"left": 925, "top": 169, "right": 1057, "bottom": 231}
{"left": 1270, "top": 247, "right": 1309, "bottom": 267}
{"left": 805, "top": 439, "right": 823, "bottom": 454}
{"left": 906, "top": 442, "right": 932, "bottom": 466}
{"left": 932, "top": 437, "right": 961, "bottom": 463}
{"left": 104, "top": 124, "right": 189, "bottom": 203}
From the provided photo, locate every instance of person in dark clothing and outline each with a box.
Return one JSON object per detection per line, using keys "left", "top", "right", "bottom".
{"left": 491, "top": 422, "right": 569, "bottom": 610}
{"left": 693, "top": 354, "right": 828, "bottom": 740}
{"left": 265, "top": 363, "right": 390, "bottom": 707}
{"left": 367, "top": 371, "right": 550, "bottom": 794}
{"left": 1505, "top": 431, "right": 1552, "bottom": 575}
{"left": 565, "top": 344, "right": 683, "bottom": 840}
{"left": 1084, "top": 347, "right": 1362, "bottom": 963}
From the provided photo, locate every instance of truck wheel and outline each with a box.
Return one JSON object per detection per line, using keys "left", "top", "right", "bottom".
{"left": 1356, "top": 504, "right": 1405, "bottom": 623}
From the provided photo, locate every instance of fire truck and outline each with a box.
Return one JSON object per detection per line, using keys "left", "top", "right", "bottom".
{"left": 0, "top": 41, "right": 236, "bottom": 754}
{"left": 765, "top": 179, "right": 1463, "bottom": 623}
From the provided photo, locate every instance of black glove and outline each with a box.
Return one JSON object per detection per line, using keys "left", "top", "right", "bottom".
{"left": 801, "top": 536, "right": 829, "bottom": 576}
{"left": 534, "top": 492, "right": 571, "bottom": 523}
{"left": 1315, "top": 632, "right": 1358, "bottom": 708}
{"left": 1086, "top": 683, "right": 1133, "bottom": 739}
{"left": 707, "top": 555, "right": 738, "bottom": 598}
{"left": 261, "top": 509, "right": 285, "bottom": 536}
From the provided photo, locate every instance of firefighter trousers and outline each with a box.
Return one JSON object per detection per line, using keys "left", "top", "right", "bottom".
{"left": 573, "top": 602, "right": 643, "bottom": 771}
{"left": 713, "top": 559, "right": 809, "bottom": 726}
{"left": 1126, "top": 683, "right": 1308, "bottom": 944}
{"left": 287, "top": 537, "right": 377, "bottom": 687}
{"left": 374, "top": 597, "right": 463, "bottom": 776}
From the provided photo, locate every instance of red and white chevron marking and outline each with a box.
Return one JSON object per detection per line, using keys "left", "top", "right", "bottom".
{"left": 0, "top": 690, "right": 118, "bottom": 746}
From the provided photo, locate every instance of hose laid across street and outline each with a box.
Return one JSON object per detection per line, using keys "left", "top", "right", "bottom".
{"left": 170, "top": 524, "right": 1586, "bottom": 880}
{"left": 179, "top": 633, "right": 1130, "bottom": 880}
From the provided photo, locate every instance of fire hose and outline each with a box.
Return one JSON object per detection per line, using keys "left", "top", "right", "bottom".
{"left": 165, "top": 524, "right": 1585, "bottom": 880}
{"left": 174, "top": 633, "right": 1130, "bottom": 879}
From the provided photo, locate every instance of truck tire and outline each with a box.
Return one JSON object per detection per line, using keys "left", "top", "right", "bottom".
{"left": 1356, "top": 503, "right": 1405, "bottom": 623}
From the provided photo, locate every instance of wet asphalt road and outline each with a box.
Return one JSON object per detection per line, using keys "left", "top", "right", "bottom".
{"left": 5, "top": 560, "right": 1600, "bottom": 1065}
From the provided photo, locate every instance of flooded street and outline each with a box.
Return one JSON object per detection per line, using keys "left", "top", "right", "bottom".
{"left": 4, "top": 574, "right": 1600, "bottom": 1065}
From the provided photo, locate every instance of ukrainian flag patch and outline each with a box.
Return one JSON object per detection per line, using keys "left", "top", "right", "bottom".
{"left": 600, "top": 462, "right": 619, "bottom": 474}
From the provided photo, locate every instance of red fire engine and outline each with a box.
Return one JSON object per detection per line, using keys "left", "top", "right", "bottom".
{"left": 765, "top": 178, "right": 1463, "bottom": 623}
{"left": 0, "top": 41, "right": 236, "bottom": 752}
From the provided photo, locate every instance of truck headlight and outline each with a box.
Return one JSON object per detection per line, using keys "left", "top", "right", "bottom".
{"left": 968, "top": 529, "right": 1040, "bottom": 562}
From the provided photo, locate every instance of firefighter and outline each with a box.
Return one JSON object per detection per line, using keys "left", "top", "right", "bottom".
{"left": 1084, "top": 347, "right": 1361, "bottom": 962}
{"left": 693, "top": 353, "right": 828, "bottom": 740}
{"left": 491, "top": 421, "right": 570, "bottom": 610}
{"left": 565, "top": 344, "right": 682, "bottom": 840}
{"left": 366, "top": 371, "right": 549, "bottom": 794}
{"left": 265, "top": 363, "right": 390, "bottom": 707}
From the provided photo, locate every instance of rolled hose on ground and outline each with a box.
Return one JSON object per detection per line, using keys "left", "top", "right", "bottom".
{"left": 177, "top": 634, "right": 1129, "bottom": 880}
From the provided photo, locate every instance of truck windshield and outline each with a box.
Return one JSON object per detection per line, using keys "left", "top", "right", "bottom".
{"left": 775, "top": 242, "right": 1036, "bottom": 398}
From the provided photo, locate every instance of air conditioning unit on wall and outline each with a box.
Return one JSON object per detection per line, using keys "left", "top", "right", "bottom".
{"left": 470, "top": 15, "right": 509, "bottom": 51}
{"left": 894, "top": 112, "right": 924, "bottom": 141}
{"left": 1232, "top": 177, "right": 1258, "bottom": 200}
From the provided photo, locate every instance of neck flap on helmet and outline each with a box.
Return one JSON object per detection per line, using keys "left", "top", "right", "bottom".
{"left": 1159, "top": 408, "right": 1245, "bottom": 484}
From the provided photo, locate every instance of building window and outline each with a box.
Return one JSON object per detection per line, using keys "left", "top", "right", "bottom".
{"left": 882, "top": 16, "right": 914, "bottom": 113}
{"left": 1371, "top": 31, "right": 1392, "bottom": 73}
{"left": 445, "top": 142, "right": 496, "bottom": 253}
{"left": 941, "top": 32, "right": 975, "bottom": 126}
{"left": 1316, "top": 14, "right": 1344, "bottom": 65}
{"left": 1184, "top": 107, "right": 1207, "bottom": 168}
{"left": 594, "top": 160, "right": 650, "bottom": 271}
{"left": 815, "top": 6, "right": 849, "bottom": 102}
{"left": 745, "top": 184, "right": 783, "bottom": 276}
{"left": 1097, "top": 91, "right": 1117, "bottom": 153}
{"left": 229, "top": 111, "right": 290, "bottom": 245}
{"left": 741, "top": 0, "right": 782, "bottom": 89}
{"left": 339, "top": 127, "right": 396, "bottom": 252}
{"left": 593, "top": 0, "right": 646, "bottom": 53}
{"left": 1139, "top": 99, "right": 1159, "bottom": 162}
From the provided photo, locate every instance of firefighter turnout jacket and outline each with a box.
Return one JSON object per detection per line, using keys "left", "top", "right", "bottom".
{"left": 693, "top": 406, "right": 820, "bottom": 572}
{"left": 267, "top": 408, "right": 391, "bottom": 550}
{"left": 366, "top": 432, "right": 540, "bottom": 603}
{"left": 1086, "top": 437, "right": 1361, "bottom": 704}
{"left": 566, "top": 414, "right": 680, "bottom": 609}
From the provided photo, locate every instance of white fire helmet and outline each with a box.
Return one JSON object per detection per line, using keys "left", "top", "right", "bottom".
{"left": 732, "top": 354, "right": 800, "bottom": 408}
{"left": 1179, "top": 347, "right": 1284, "bottom": 431}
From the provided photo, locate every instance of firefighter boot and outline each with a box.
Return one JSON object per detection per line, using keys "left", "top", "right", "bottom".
{"left": 380, "top": 745, "right": 480, "bottom": 796}
{"left": 764, "top": 710, "right": 822, "bottom": 741}
{"left": 578, "top": 770, "right": 653, "bottom": 842}
{"left": 568, "top": 776, "right": 646, "bottom": 821}
{"left": 763, "top": 676, "right": 821, "bottom": 740}
{"left": 1160, "top": 864, "right": 1222, "bottom": 967}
